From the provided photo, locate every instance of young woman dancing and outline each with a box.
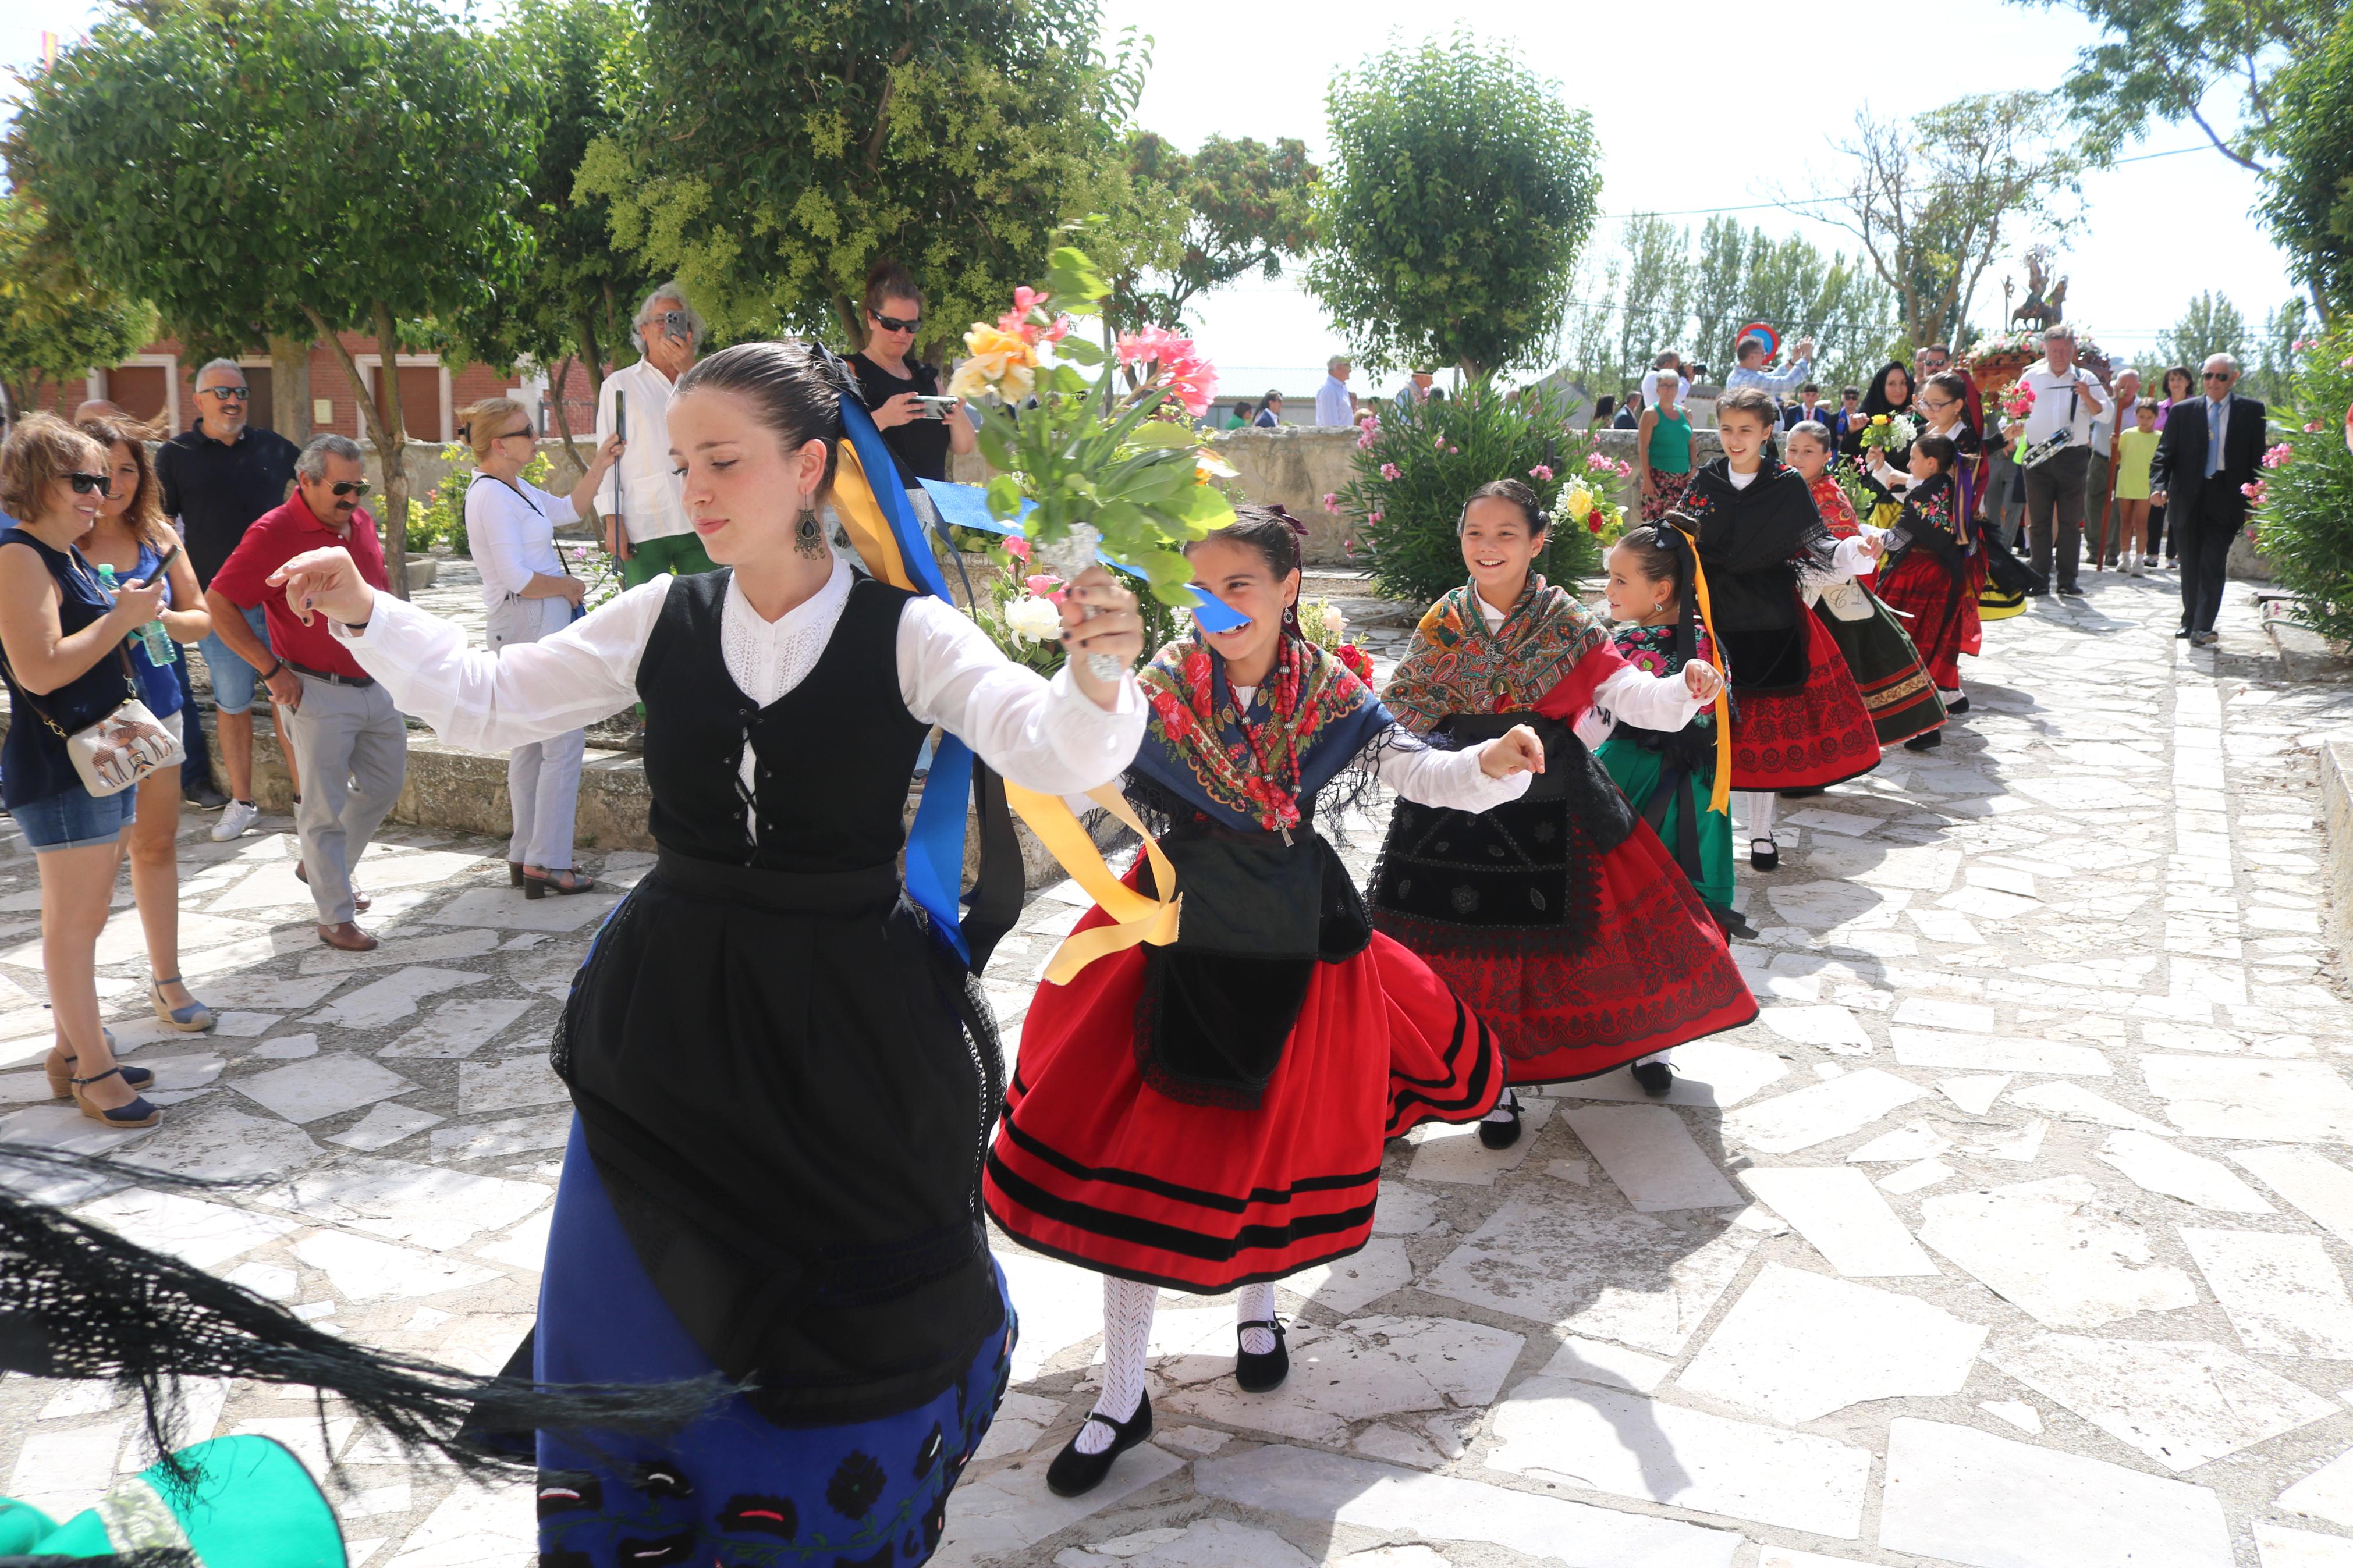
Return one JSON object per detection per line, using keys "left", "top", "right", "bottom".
{"left": 985, "top": 507, "right": 1541, "bottom": 1499}
{"left": 1368, "top": 481, "right": 1753, "bottom": 1124}
{"left": 1867, "top": 435, "right": 1974, "bottom": 749}
{"left": 1675, "top": 387, "right": 1885, "bottom": 869}
{"left": 269, "top": 339, "right": 1148, "bottom": 1567}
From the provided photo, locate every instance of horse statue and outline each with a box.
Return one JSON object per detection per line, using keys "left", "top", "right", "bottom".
{"left": 2010, "top": 247, "right": 2065, "bottom": 331}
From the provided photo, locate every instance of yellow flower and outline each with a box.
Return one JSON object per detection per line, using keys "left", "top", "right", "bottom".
{"left": 1563, "top": 481, "right": 1595, "bottom": 522}
{"left": 1871, "top": 413, "right": 1889, "bottom": 425}
{"left": 947, "top": 323, "right": 1037, "bottom": 403}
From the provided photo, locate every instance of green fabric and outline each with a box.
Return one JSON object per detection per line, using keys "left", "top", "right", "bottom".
{"left": 1595, "top": 736, "right": 1734, "bottom": 910}
{"left": 621, "top": 530, "right": 720, "bottom": 588}
{"left": 4, "top": 1435, "right": 344, "bottom": 1566}
{"left": 1646, "top": 407, "right": 1692, "bottom": 474}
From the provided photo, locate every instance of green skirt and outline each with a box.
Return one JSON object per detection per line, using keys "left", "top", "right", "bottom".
{"left": 1596, "top": 737, "right": 1735, "bottom": 911}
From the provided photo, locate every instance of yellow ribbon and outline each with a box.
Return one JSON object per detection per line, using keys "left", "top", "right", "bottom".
{"left": 1665, "top": 517, "right": 1734, "bottom": 817}
{"left": 829, "top": 446, "right": 1183, "bottom": 982}
{"left": 1005, "top": 783, "right": 1182, "bottom": 985}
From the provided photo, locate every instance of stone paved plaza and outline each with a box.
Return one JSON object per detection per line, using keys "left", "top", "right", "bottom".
{"left": 13, "top": 569, "right": 2353, "bottom": 1568}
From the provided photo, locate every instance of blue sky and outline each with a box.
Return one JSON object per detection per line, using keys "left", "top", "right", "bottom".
{"left": 0, "top": 0, "right": 2301, "bottom": 394}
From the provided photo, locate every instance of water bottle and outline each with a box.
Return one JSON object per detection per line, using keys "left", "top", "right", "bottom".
{"left": 95, "top": 564, "right": 173, "bottom": 667}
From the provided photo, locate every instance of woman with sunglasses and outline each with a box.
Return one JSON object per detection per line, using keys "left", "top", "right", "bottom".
{"left": 76, "top": 415, "right": 216, "bottom": 1034}
{"left": 0, "top": 415, "right": 172, "bottom": 1128}
{"left": 460, "top": 397, "right": 627, "bottom": 898}
{"left": 853, "top": 261, "right": 974, "bottom": 485}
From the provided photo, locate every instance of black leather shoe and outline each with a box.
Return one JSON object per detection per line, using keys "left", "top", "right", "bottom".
{"left": 1235, "top": 1319, "right": 1289, "bottom": 1393}
{"left": 1778, "top": 787, "right": 1825, "bottom": 799}
{"left": 1905, "top": 730, "right": 1943, "bottom": 751}
{"left": 2176, "top": 627, "right": 2192, "bottom": 638}
{"left": 1749, "top": 840, "right": 1779, "bottom": 872}
{"left": 2057, "top": 584, "right": 2086, "bottom": 597}
{"left": 1631, "top": 1059, "right": 1673, "bottom": 1097}
{"left": 1943, "top": 695, "right": 1969, "bottom": 715}
{"left": 1045, "top": 1393, "right": 1154, "bottom": 1498}
{"left": 1477, "top": 1088, "right": 1522, "bottom": 1150}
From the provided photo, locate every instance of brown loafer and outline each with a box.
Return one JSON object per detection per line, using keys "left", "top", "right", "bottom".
{"left": 317, "top": 920, "right": 379, "bottom": 952}
{"left": 294, "top": 861, "right": 370, "bottom": 912}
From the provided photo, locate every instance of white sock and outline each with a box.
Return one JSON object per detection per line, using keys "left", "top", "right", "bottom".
{"left": 1236, "top": 1282, "right": 1278, "bottom": 1356}
{"left": 1739, "top": 791, "right": 1778, "bottom": 842}
{"left": 1635, "top": 1050, "right": 1673, "bottom": 1067}
{"left": 1077, "top": 1276, "right": 1155, "bottom": 1454}
{"left": 1482, "top": 1085, "right": 1519, "bottom": 1124}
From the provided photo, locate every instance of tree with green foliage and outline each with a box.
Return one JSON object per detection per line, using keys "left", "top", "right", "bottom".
{"left": 576, "top": 0, "right": 1147, "bottom": 360}
{"left": 0, "top": 196, "right": 156, "bottom": 421}
{"left": 452, "top": 0, "right": 655, "bottom": 464}
{"left": 1307, "top": 34, "right": 1603, "bottom": 381}
{"left": 2260, "top": 7, "right": 2353, "bottom": 319}
{"left": 1112, "top": 133, "right": 1322, "bottom": 330}
{"left": 2157, "top": 291, "right": 2251, "bottom": 372}
{"left": 12, "top": 0, "right": 540, "bottom": 593}
{"left": 1780, "top": 92, "right": 2082, "bottom": 349}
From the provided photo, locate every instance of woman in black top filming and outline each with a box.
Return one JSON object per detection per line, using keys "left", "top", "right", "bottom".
{"left": 852, "top": 260, "right": 976, "bottom": 485}
{"left": 0, "top": 415, "right": 173, "bottom": 1128}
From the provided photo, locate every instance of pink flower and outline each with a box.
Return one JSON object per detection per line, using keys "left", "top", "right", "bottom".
{"left": 1012, "top": 286, "right": 1046, "bottom": 316}
{"left": 1367, "top": 511, "right": 1383, "bottom": 524}
{"left": 2307, "top": 422, "right": 2329, "bottom": 433}
{"left": 1433, "top": 435, "right": 1446, "bottom": 449}
{"left": 1024, "top": 573, "right": 1065, "bottom": 600}
{"left": 2241, "top": 479, "right": 2268, "bottom": 506}
{"left": 1043, "top": 315, "right": 1075, "bottom": 344}
{"left": 2294, "top": 337, "right": 2315, "bottom": 351}
{"left": 1446, "top": 444, "right": 1459, "bottom": 454}
{"left": 1587, "top": 450, "right": 1610, "bottom": 469}
{"left": 1342, "top": 536, "right": 1358, "bottom": 558}
{"left": 1320, "top": 492, "right": 1340, "bottom": 510}
{"left": 1115, "top": 326, "right": 1219, "bottom": 418}
{"left": 2263, "top": 442, "right": 2294, "bottom": 469}
{"left": 1002, "top": 536, "right": 1030, "bottom": 561}
{"left": 1359, "top": 415, "right": 1381, "bottom": 437}
{"left": 1357, "top": 428, "right": 1378, "bottom": 450}
{"left": 2341, "top": 354, "right": 2353, "bottom": 369}
{"left": 1529, "top": 464, "right": 1554, "bottom": 481}
{"left": 1379, "top": 463, "right": 1401, "bottom": 481}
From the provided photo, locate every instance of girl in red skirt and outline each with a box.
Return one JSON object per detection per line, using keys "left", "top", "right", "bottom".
{"left": 1368, "top": 480, "right": 1755, "bottom": 1128}
{"left": 1674, "top": 386, "right": 1885, "bottom": 870}
{"left": 985, "top": 509, "right": 1542, "bottom": 1498}
{"left": 1869, "top": 436, "right": 1972, "bottom": 749}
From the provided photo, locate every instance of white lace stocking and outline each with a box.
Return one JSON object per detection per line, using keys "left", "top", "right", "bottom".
{"left": 1739, "top": 791, "right": 1779, "bottom": 844}
{"left": 1236, "top": 1282, "right": 1278, "bottom": 1356}
{"left": 1076, "top": 1275, "right": 1156, "bottom": 1455}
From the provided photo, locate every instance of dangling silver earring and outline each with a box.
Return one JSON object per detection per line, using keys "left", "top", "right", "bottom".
{"left": 796, "top": 499, "right": 826, "bottom": 560}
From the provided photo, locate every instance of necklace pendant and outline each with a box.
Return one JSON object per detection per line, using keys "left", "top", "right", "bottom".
{"left": 1279, "top": 826, "right": 1295, "bottom": 847}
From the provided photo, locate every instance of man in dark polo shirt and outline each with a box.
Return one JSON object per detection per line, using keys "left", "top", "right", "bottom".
{"left": 207, "top": 435, "right": 404, "bottom": 952}
{"left": 156, "top": 357, "right": 301, "bottom": 833}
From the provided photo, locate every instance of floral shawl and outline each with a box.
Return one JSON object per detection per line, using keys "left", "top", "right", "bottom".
{"left": 1134, "top": 630, "right": 1392, "bottom": 835}
{"left": 1382, "top": 574, "right": 1607, "bottom": 734}
{"left": 1809, "top": 472, "right": 1861, "bottom": 539}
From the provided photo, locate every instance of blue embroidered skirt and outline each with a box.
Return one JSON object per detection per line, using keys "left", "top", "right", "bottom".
{"left": 534, "top": 1119, "right": 1016, "bottom": 1566}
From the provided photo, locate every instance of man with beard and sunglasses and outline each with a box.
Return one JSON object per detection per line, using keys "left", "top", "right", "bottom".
{"left": 205, "top": 434, "right": 404, "bottom": 951}
{"left": 156, "top": 357, "right": 301, "bottom": 830}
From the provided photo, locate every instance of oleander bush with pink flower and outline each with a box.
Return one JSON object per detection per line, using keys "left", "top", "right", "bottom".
{"left": 2249, "top": 323, "right": 2353, "bottom": 642}
{"left": 1332, "top": 382, "right": 1612, "bottom": 604}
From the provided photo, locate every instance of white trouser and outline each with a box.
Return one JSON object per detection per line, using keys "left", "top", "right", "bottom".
{"left": 488, "top": 595, "right": 587, "bottom": 869}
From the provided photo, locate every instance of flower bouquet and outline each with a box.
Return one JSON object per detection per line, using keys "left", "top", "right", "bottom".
{"left": 1852, "top": 412, "right": 1918, "bottom": 460}
{"left": 950, "top": 246, "right": 1236, "bottom": 676}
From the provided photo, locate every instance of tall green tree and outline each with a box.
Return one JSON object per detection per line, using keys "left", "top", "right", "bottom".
{"left": 2158, "top": 290, "right": 2252, "bottom": 371}
{"left": 1307, "top": 33, "right": 1603, "bottom": 381}
{"left": 12, "top": 0, "right": 539, "bottom": 593}
{"left": 0, "top": 196, "right": 156, "bottom": 420}
{"left": 2260, "top": 7, "right": 2353, "bottom": 318}
{"left": 1781, "top": 92, "right": 2082, "bottom": 349}
{"left": 452, "top": 0, "right": 654, "bottom": 463}
{"left": 576, "top": 0, "right": 1147, "bottom": 360}
{"left": 1111, "top": 132, "right": 1322, "bottom": 330}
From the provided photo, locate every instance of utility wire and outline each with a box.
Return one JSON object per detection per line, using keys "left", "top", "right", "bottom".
{"left": 1600, "top": 143, "right": 2211, "bottom": 221}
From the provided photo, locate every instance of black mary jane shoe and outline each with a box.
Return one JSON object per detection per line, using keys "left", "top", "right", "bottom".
{"left": 1045, "top": 1393, "right": 1154, "bottom": 1498}
{"left": 1943, "top": 695, "right": 1970, "bottom": 715}
{"left": 1631, "top": 1059, "right": 1674, "bottom": 1098}
{"left": 1478, "top": 1087, "right": 1523, "bottom": 1150}
{"left": 1236, "top": 1318, "right": 1290, "bottom": 1393}
{"left": 1748, "top": 840, "right": 1779, "bottom": 873}
{"left": 1904, "top": 730, "right": 1943, "bottom": 752}
{"left": 1777, "top": 787, "right": 1826, "bottom": 799}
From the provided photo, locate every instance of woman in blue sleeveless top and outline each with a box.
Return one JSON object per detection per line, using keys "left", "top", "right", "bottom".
{"left": 0, "top": 415, "right": 173, "bottom": 1128}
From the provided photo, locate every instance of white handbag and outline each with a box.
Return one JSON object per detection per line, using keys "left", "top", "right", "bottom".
{"left": 1817, "top": 578, "right": 1877, "bottom": 621}
{"left": 10, "top": 643, "right": 185, "bottom": 797}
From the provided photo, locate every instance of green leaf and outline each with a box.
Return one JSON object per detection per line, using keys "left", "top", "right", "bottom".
{"left": 1126, "top": 419, "right": 1197, "bottom": 449}
{"left": 985, "top": 474, "right": 1025, "bottom": 522}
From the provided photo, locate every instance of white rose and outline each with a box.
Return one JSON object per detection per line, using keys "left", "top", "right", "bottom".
{"left": 1004, "top": 595, "right": 1063, "bottom": 644}
{"left": 1325, "top": 605, "right": 1347, "bottom": 638}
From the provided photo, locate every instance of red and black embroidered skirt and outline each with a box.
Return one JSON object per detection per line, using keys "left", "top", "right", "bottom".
{"left": 1726, "top": 612, "right": 1882, "bottom": 790}
{"left": 1877, "top": 550, "right": 1975, "bottom": 691}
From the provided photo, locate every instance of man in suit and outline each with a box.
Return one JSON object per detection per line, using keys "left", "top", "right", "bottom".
{"left": 1782, "top": 382, "right": 1833, "bottom": 431}
{"left": 2150, "top": 353, "right": 2265, "bottom": 647}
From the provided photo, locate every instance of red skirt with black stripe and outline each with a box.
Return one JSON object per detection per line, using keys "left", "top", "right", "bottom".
{"left": 984, "top": 911, "right": 1502, "bottom": 1293}
{"left": 1728, "top": 611, "right": 1883, "bottom": 790}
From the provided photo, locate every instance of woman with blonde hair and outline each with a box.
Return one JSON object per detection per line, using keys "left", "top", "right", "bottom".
{"left": 459, "top": 396, "right": 624, "bottom": 896}
{"left": 0, "top": 415, "right": 172, "bottom": 1127}
{"left": 76, "top": 414, "right": 214, "bottom": 1031}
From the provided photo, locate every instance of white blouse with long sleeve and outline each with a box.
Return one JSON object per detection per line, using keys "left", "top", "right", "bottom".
{"left": 464, "top": 475, "right": 576, "bottom": 610}
{"left": 335, "top": 558, "right": 1145, "bottom": 809}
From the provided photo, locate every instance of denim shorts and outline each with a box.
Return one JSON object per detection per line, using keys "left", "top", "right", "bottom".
{"left": 198, "top": 603, "right": 273, "bottom": 714}
{"left": 15, "top": 777, "right": 139, "bottom": 851}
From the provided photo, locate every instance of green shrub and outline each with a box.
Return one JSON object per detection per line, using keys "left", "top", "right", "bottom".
{"left": 406, "top": 443, "right": 556, "bottom": 558}
{"left": 2252, "top": 326, "right": 2353, "bottom": 641}
{"left": 1333, "top": 383, "right": 1620, "bottom": 606}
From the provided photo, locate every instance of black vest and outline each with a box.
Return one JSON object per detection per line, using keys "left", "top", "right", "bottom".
{"left": 636, "top": 570, "right": 932, "bottom": 870}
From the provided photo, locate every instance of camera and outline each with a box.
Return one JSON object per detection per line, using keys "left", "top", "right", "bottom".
{"left": 915, "top": 394, "right": 961, "bottom": 421}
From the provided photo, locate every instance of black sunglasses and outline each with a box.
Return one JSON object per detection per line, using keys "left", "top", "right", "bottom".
{"left": 496, "top": 424, "right": 535, "bottom": 442}
{"left": 2202, "top": 371, "right": 2234, "bottom": 381}
{"left": 66, "top": 471, "right": 112, "bottom": 496}
{"left": 199, "top": 386, "right": 250, "bottom": 401}
{"left": 869, "top": 310, "right": 921, "bottom": 333}
{"left": 328, "top": 480, "right": 371, "bottom": 497}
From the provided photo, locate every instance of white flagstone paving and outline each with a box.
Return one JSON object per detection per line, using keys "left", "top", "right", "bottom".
{"left": 17, "top": 579, "right": 2353, "bottom": 1563}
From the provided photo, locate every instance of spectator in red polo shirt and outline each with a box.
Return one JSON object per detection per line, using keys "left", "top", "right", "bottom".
{"left": 204, "top": 435, "right": 406, "bottom": 952}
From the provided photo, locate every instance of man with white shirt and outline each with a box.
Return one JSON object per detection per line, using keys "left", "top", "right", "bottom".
{"left": 598, "top": 282, "right": 714, "bottom": 588}
{"left": 2014, "top": 325, "right": 2107, "bottom": 598}
{"left": 1314, "top": 356, "right": 1355, "bottom": 426}
{"left": 2086, "top": 367, "right": 2140, "bottom": 570}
